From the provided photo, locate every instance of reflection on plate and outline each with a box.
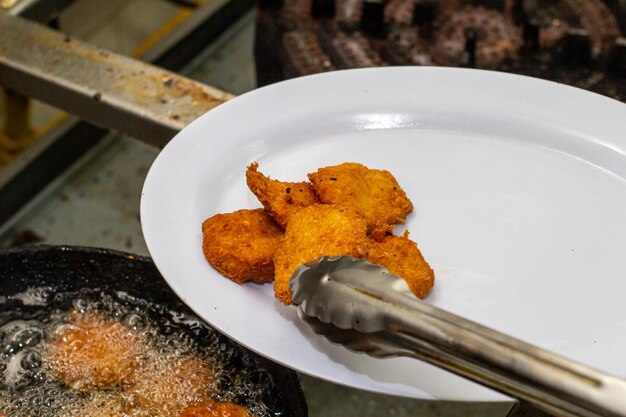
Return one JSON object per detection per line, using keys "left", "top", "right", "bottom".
{"left": 141, "top": 67, "right": 626, "bottom": 401}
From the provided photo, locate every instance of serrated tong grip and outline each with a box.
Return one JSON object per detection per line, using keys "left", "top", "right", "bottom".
{"left": 290, "top": 256, "right": 626, "bottom": 417}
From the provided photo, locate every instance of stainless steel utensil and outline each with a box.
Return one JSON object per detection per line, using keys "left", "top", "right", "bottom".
{"left": 290, "top": 256, "right": 626, "bottom": 417}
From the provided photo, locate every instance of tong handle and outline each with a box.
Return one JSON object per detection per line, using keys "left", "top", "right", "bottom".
{"left": 350, "top": 292, "right": 626, "bottom": 417}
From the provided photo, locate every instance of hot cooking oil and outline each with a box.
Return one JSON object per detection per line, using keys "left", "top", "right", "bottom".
{"left": 0, "top": 287, "right": 281, "bottom": 417}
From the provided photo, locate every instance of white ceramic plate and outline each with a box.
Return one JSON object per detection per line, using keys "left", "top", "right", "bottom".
{"left": 141, "top": 67, "right": 626, "bottom": 401}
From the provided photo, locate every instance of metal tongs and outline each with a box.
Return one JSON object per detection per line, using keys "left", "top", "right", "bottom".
{"left": 290, "top": 256, "right": 626, "bottom": 417}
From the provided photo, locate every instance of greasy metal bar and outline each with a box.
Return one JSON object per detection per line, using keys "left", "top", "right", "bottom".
{"left": 0, "top": 12, "right": 232, "bottom": 147}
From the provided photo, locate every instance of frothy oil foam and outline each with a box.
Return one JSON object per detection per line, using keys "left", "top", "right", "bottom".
{"left": 0, "top": 288, "right": 280, "bottom": 417}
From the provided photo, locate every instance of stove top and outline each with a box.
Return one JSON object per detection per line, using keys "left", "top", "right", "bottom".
{"left": 254, "top": 0, "right": 626, "bottom": 101}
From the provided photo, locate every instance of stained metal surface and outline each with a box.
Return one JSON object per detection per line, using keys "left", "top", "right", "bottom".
{"left": 0, "top": 12, "right": 232, "bottom": 147}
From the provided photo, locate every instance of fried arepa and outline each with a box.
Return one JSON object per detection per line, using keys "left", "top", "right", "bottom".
{"left": 45, "top": 310, "right": 146, "bottom": 390}
{"left": 368, "top": 232, "right": 435, "bottom": 299}
{"left": 246, "top": 163, "right": 320, "bottom": 229}
{"left": 308, "top": 162, "right": 413, "bottom": 232}
{"left": 202, "top": 209, "right": 282, "bottom": 284}
{"left": 273, "top": 204, "right": 368, "bottom": 305}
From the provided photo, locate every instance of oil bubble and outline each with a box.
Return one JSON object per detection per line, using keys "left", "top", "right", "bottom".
{"left": 122, "top": 313, "right": 145, "bottom": 330}
{"left": 20, "top": 351, "right": 42, "bottom": 370}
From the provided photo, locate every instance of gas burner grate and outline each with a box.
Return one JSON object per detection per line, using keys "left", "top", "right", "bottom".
{"left": 255, "top": 0, "right": 626, "bottom": 101}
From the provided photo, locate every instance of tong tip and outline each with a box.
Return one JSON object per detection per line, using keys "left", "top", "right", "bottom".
{"left": 289, "top": 256, "right": 414, "bottom": 332}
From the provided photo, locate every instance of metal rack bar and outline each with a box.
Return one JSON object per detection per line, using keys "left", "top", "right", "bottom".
{"left": 0, "top": 13, "right": 232, "bottom": 147}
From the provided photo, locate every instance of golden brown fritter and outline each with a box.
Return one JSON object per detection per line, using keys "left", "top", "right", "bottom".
{"left": 246, "top": 163, "right": 320, "bottom": 229}
{"left": 308, "top": 162, "right": 413, "bottom": 232}
{"left": 179, "top": 400, "right": 254, "bottom": 417}
{"left": 273, "top": 204, "right": 368, "bottom": 305}
{"left": 368, "top": 232, "right": 435, "bottom": 299}
{"left": 202, "top": 209, "right": 283, "bottom": 284}
{"left": 45, "top": 311, "right": 146, "bottom": 390}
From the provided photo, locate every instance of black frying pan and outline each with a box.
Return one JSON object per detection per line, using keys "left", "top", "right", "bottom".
{"left": 0, "top": 245, "right": 308, "bottom": 417}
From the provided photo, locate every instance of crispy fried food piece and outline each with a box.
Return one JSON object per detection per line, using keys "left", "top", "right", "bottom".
{"left": 246, "top": 163, "right": 320, "bottom": 229}
{"left": 130, "top": 355, "right": 214, "bottom": 416}
{"left": 368, "top": 232, "right": 435, "bottom": 299}
{"left": 45, "top": 310, "right": 146, "bottom": 390}
{"left": 179, "top": 400, "right": 254, "bottom": 417}
{"left": 273, "top": 204, "right": 368, "bottom": 305}
{"left": 308, "top": 162, "right": 413, "bottom": 232}
{"left": 202, "top": 209, "right": 283, "bottom": 284}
